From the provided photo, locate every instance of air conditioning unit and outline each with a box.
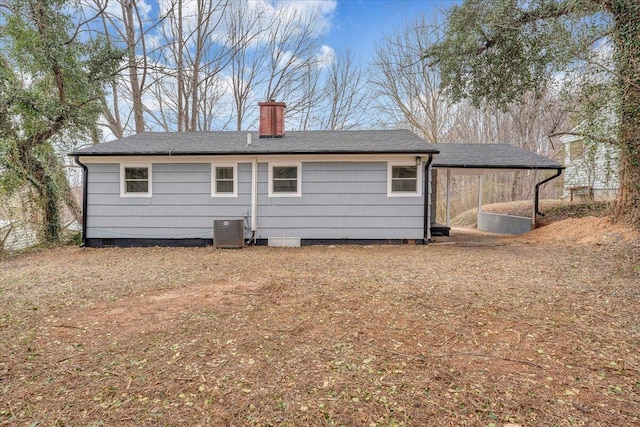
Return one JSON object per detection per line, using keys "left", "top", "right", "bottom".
{"left": 213, "top": 219, "right": 244, "bottom": 248}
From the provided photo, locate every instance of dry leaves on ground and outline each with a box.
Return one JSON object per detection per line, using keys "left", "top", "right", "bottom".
{"left": 1, "top": 219, "right": 639, "bottom": 426}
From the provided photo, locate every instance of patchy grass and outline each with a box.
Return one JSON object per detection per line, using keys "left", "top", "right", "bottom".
{"left": 1, "top": 228, "right": 639, "bottom": 426}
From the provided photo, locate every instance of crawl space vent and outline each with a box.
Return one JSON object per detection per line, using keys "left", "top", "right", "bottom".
{"left": 268, "top": 237, "right": 301, "bottom": 247}
{"left": 213, "top": 219, "right": 244, "bottom": 248}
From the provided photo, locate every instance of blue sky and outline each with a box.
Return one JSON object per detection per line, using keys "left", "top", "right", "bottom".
{"left": 324, "top": 0, "right": 459, "bottom": 60}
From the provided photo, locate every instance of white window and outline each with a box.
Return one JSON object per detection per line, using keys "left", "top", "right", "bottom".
{"left": 268, "top": 163, "right": 301, "bottom": 197}
{"left": 212, "top": 163, "right": 237, "bottom": 197}
{"left": 120, "top": 164, "right": 152, "bottom": 197}
{"left": 387, "top": 162, "right": 422, "bottom": 197}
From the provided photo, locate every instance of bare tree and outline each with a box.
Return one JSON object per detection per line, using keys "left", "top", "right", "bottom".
{"left": 153, "top": 0, "right": 231, "bottom": 131}
{"left": 225, "top": 0, "right": 267, "bottom": 130}
{"left": 316, "top": 48, "right": 370, "bottom": 130}
{"left": 187, "top": 0, "right": 229, "bottom": 131}
{"left": 121, "top": 0, "right": 147, "bottom": 133}
{"left": 261, "top": 5, "right": 323, "bottom": 116}
{"left": 225, "top": 0, "right": 326, "bottom": 130}
{"left": 91, "top": 0, "right": 233, "bottom": 134}
{"left": 89, "top": 0, "right": 158, "bottom": 136}
{"left": 294, "top": 62, "right": 323, "bottom": 130}
{"left": 372, "top": 14, "right": 457, "bottom": 142}
{"left": 89, "top": 0, "right": 338, "bottom": 133}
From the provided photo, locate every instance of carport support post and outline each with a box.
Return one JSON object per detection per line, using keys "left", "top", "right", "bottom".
{"left": 531, "top": 190, "right": 536, "bottom": 229}
{"left": 476, "top": 174, "right": 484, "bottom": 228}
{"left": 446, "top": 169, "right": 451, "bottom": 227}
{"left": 477, "top": 173, "right": 483, "bottom": 213}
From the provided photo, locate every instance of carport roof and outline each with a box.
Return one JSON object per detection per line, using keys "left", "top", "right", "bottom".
{"left": 431, "top": 143, "right": 563, "bottom": 173}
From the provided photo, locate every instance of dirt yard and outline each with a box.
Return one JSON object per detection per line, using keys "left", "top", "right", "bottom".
{"left": 1, "top": 219, "right": 639, "bottom": 426}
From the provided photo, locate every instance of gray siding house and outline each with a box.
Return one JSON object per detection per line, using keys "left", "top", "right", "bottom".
{"left": 71, "top": 102, "right": 564, "bottom": 247}
{"left": 72, "top": 102, "right": 440, "bottom": 247}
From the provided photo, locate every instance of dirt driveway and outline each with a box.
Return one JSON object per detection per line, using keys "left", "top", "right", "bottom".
{"left": 1, "top": 226, "right": 639, "bottom": 426}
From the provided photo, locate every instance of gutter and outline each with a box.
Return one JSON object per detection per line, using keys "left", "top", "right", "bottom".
{"left": 534, "top": 168, "right": 563, "bottom": 226}
{"left": 69, "top": 149, "right": 440, "bottom": 157}
{"left": 432, "top": 164, "right": 562, "bottom": 170}
{"left": 74, "top": 155, "right": 88, "bottom": 247}
{"left": 423, "top": 154, "right": 434, "bottom": 243}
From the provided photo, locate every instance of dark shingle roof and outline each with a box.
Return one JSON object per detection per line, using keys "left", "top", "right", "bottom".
{"left": 432, "top": 143, "right": 563, "bottom": 170}
{"left": 70, "top": 130, "right": 438, "bottom": 156}
{"left": 70, "top": 132, "right": 562, "bottom": 171}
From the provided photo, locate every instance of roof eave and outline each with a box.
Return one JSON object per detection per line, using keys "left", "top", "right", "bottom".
{"left": 70, "top": 149, "right": 440, "bottom": 157}
{"left": 433, "top": 164, "right": 564, "bottom": 170}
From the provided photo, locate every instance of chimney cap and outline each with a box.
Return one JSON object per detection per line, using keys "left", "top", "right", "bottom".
{"left": 258, "top": 100, "right": 286, "bottom": 107}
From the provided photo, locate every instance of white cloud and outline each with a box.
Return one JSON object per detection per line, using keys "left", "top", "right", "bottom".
{"left": 227, "top": 0, "right": 337, "bottom": 44}
{"left": 272, "top": 0, "right": 337, "bottom": 36}
{"left": 316, "top": 44, "right": 335, "bottom": 68}
{"left": 100, "top": 0, "right": 153, "bottom": 21}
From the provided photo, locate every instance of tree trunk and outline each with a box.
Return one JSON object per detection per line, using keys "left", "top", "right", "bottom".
{"left": 612, "top": 0, "right": 640, "bottom": 227}
{"left": 40, "top": 172, "right": 62, "bottom": 243}
{"left": 61, "top": 170, "right": 82, "bottom": 225}
{"left": 176, "top": 0, "right": 185, "bottom": 132}
{"left": 188, "top": 0, "right": 205, "bottom": 132}
{"left": 123, "top": 0, "right": 145, "bottom": 133}
{"left": 510, "top": 171, "right": 520, "bottom": 201}
{"left": 29, "top": 155, "right": 62, "bottom": 243}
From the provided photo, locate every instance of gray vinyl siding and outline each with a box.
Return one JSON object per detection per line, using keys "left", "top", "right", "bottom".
{"left": 431, "top": 170, "right": 437, "bottom": 224}
{"left": 86, "top": 163, "right": 251, "bottom": 239}
{"left": 256, "top": 162, "right": 424, "bottom": 240}
{"left": 85, "top": 160, "right": 426, "bottom": 241}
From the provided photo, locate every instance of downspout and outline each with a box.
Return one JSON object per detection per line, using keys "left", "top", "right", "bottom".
{"left": 251, "top": 157, "right": 258, "bottom": 244}
{"left": 534, "top": 168, "right": 563, "bottom": 227}
{"left": 445, "top": 168, "right": 451, "bottom": 227}
{"left": 74, "top": 155, "right": 88, "bottom": 247}
{"left": 423, "top": 154, "right": 434, "bottom": 243}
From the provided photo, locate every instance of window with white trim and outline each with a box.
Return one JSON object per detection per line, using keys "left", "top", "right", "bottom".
{"left": 269, "top": 163, "right": 301, "bottom": 197}
{"left": 120, "top": 164, "right": 152, "bottom": 197}
{"left": 212, "top": 163, "right": 237, "bottom": 197}
{"left": 387, "top": 162, "right": 421, "bottom": 197}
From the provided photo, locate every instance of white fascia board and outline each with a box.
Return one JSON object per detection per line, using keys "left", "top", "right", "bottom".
{"left": 78, "top": 154, "right": 429, "bottom": 164}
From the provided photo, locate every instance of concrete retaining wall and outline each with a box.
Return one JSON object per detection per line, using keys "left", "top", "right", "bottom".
{"left": 477, "top": 212, "right": 533, "bottom": 235}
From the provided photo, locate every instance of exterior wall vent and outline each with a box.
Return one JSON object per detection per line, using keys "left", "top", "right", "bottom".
{"left": 268, "top": 237, "right": 301, "bottom": 247}
{"left": 258, "top": 100, "right": 286, "bottom": 138}
{"left": 213, "top": 219, "right": 244, "bottom": 248}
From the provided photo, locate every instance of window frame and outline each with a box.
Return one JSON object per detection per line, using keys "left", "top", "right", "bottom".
{"left": 120, "top": 164, "right": 152, "bottom": 198}
{"left": 387, "top": 162, "right": 422, "bottom": 197}
{"left": 268, "top": 162, "right": 302, "bottom": 197}
{"left": 211, "top": 163, "right": 238, "bottom": 198}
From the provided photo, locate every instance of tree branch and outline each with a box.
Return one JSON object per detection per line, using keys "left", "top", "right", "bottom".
{"left": 65, "top": 0, "right": 108, "bottom": 45}
{"left": 475, "top": 2, "right": 574, "bottom": 56}
{"left": 547, "top": 130, "right": 617, "bottom": 146}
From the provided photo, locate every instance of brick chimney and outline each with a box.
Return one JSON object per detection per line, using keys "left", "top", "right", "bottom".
{"left": 258, "top": 100, "right": 286, "bottom": 138}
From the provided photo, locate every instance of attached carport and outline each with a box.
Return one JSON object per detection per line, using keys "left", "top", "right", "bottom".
{"left": 430, "top": 143, "right": 564, "bottom": 235}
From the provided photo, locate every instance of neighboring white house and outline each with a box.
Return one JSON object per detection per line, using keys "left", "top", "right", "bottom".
{"left": 0, "top": 220, "right": 38, "bottom": 252}
{"left": 560, "top": 133, "right": 619, "bottom": 201}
